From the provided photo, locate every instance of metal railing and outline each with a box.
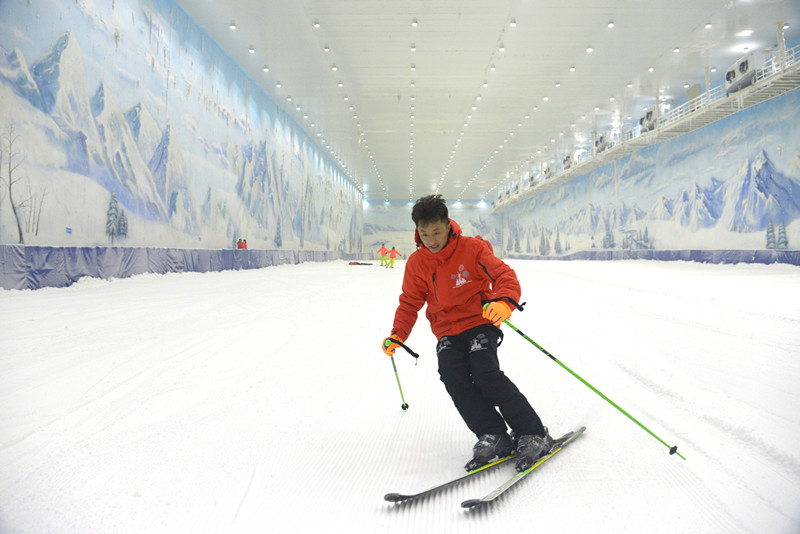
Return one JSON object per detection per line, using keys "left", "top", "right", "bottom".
{"left": 493, "top": 42, "right": 800, "bottom": 211}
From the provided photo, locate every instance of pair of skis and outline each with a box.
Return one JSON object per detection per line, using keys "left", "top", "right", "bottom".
{"left": 385, "top": 426, "right": 585, "bottom": 508}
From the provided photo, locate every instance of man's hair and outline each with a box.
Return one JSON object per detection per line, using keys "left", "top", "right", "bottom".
{"left": 411, "top": 194, "right": 448, "bottom": 226}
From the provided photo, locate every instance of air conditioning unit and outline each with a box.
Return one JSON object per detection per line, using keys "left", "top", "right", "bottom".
{"left": 725, "top": 52, "right": 756, "bottom": 96}
{"left": 639, "top": 108, "right": 655, "bottom": 133}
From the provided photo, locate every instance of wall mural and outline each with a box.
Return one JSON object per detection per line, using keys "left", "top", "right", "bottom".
{"left": 500, "top": 87, "right": 800, "bottom": 256}
{"left": 363, "top": 202, "right": 496, "bottom": 260}
{"left": 0, "top": 0, "right": 363, "bottom": 252}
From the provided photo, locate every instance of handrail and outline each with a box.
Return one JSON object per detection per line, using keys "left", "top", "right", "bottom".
{"left": 493, "top": 42, "right": 800, "bottom": 210}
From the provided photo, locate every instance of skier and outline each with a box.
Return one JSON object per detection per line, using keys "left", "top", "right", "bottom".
{"left": 382, "top": 194, "right": 552, "bottom": 472}
{"left": 377, "top": 244, "right": 389, "bottom": 267}
{"left": 386, "top": 246, "right": 402, "bottom": 268}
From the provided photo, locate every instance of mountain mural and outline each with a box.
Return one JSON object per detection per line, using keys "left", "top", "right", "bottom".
{"left": 0, "top": 21, "right": 363, "bottom": 251}
{"left": 503, "top": 145, "right": 800, "bottom": 252}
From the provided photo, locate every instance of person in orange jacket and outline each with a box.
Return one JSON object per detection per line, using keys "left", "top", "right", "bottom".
{"left": 377, "top": 244, "right": 389, "bottom": 266}
{"left": 386, "top": 246, "right": 402, "bottom": 268}
{"left": 382, "top": 194, "right": 551, "bottom": 473}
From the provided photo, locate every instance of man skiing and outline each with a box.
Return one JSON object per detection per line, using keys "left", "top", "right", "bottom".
{"left": 382, "top": 194, "right": 552, "bottom": 472}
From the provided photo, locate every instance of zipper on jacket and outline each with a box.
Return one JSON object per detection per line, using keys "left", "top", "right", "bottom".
{"left": 431, "top": 272, "right": 439, "bottom": 302}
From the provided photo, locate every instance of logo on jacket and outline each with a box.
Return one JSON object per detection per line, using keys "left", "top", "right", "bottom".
{"left": 451, "top": 264, "right": 472, "bottom": 288}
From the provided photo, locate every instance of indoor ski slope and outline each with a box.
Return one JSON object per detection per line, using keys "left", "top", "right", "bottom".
{"left": 1, "top": 259, "right": 799, "bottom": 533}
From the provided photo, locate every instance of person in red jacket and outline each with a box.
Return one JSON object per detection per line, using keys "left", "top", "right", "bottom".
{"left": 382, "top": 194, "right": 551, "bottom": 473}
{"left": 377, "top": 244, "right": 389, "bottom": 266}
{"left": 386, "top": 246, "right": 402, "bottom": 268}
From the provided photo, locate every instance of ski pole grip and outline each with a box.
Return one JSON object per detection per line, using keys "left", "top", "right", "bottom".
{"left": 386, "top": 338, "right": 419, "bottom": 359}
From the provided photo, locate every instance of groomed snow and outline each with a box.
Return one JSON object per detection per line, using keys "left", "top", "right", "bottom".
{"left": 1, "top": 259, "right": 799, "bottom": 533}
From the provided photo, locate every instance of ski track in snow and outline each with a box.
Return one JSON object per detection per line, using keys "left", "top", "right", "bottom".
{"left": 0, "top": 260, "right": 799, "bottom": 533}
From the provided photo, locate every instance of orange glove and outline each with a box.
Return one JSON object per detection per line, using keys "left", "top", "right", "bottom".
{"left": 483, "top": 301, "right": 512, "bottom": 327}
{"left": 382, "top": 334, "right": 404, "bottom": 356}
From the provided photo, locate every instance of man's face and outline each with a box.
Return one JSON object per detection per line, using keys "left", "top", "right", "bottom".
{"left": 417, "top": 219, "right": 450, "bottom": 253}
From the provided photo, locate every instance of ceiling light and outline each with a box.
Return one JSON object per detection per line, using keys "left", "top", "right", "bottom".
{"left": 586, "top": 46, "right": 593, "bottom": 53}
{"left": 609, "top": 96, "right": 615, "bottom": 101}
{"left": 627, "top": 82, "right": 633, "bottom": 88}
{"left": 499, "top": 43, "right": 505, "bottom": 52}
{"left": 673, "top": 47, "right": 680, "bottom": 53}
{"left": 412, "top": 18, "right": 418, "bottom": 27}
{"left": 490, "top": 64, "right": 496, "bottom": 71}
{"left": 555, "top": 82, "right": 560, "bottom": 87}
{"left": 229, "top": 21, "right": 236, "bottom": 30}
{"left": 569, "top": 65, "right": 576, "bottom": 72}
{"left": 276, "top": 81, "right": 282, "bottom": 88}
{"left": 249, "top": 46, "right": 255, "bottom": 54}
{"left": 323, "top": 45, "right": 330, "bottom": 52}
{"left": 313, "top": 20, "right": 320, "bottom": 28}
{"left": 483, "top": 80, "right": 489, "bottom": 87}
{"left": 411, "top": 64, "right": 416, "bottom": 71}
{"left": 543, "top": 96, "right": 549, "bottom": 101}
{"left": 705, "top": 22, "right": 712, "bottom": 29}
{"left": 736, "top": 29, "right": 754, "bottom": 37}
{"left": 648, "top": 66, "right": 654, "bottom": 72}
{"left": 607, "top": 21, "right": 614, "bottom": 28}
{"left": 337, "top": 81, "right": 344, "bottom": 87}
{"left": 510, "top": 18, "right": 517, "bottom": 28}
{"left": 331, "top": 64, "right": 337, "bottom": 71}
{"left": 411, "top": 43, "right": 416, "bottom": 51}
{"left": 263, "top": 65, "right": 269, "bottom": 72}
{"left": 683, "top": 83, "right": 690, "bottom": 88}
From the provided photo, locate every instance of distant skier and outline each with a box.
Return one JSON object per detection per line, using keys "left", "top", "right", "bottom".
{"left": 386, "top": 246, "right": 402, "bottom": 268}
{"left": 377, "top": 244, "right": 389, "bottom": 266}
{"left": 382, "top": 194, "right": 552, "bottom": 472}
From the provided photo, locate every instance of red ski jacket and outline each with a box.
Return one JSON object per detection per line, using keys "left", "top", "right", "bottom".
{"left": 391, "top": 219, "right": 521, "bottom": 340}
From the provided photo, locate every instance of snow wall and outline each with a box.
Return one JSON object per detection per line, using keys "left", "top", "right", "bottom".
{"left": 0, "top": 245, "right": 369, "bottom": 290}
{"left": 0, "top": 0, "right": 364, "bottom": 255}
{"left": 497, "top": 87, "right": 800, "bottom": 261}
{"left": 366, "top": 87, "right": 800, "bottom": 268}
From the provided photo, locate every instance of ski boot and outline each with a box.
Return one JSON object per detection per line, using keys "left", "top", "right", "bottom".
{"left": 464, "top": 433, "right": 513, "bottom": 472}
{"left": 514, "top": 429, "right": 554, "bottom": 472}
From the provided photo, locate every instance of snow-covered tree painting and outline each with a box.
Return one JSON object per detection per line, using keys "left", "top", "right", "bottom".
{"left": 0, "top": 0, "right": 363, "bottom": 251}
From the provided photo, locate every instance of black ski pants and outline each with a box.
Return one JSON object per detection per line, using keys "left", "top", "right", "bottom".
{"left": 436, "top": 324, "right": 545, "bottom": 438}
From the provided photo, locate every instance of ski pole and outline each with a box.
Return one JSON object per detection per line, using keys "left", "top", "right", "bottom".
{"left": 495, "top": 310, "right": 685, "bottom": 460}
{"left": 384, "top": 339, "right": 417, "bottom": 411}
{"left": 389, "top": 355, "right": 409, "bottom": 411}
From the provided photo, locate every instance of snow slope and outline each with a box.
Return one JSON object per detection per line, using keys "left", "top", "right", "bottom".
{"left": 1, "top": 260, "right": 799, "bottom": 533}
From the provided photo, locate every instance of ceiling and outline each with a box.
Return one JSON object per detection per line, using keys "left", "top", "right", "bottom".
{"left": 174, "top": 0, "right": 800, "bottom": 206}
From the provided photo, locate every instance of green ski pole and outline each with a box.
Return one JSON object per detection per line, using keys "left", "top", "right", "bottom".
{"left": 490, "top": 306, "right": 685, "bottom": 460}
{"left": 389, "top": 355, "right": 409, "bottom": 411}
{"left": 385, "top": 338, "right": 418, "bottom": 411}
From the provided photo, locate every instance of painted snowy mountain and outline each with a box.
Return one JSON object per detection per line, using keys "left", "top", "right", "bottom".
{"left": 561, "top": 202, "right": 603, "bottom": 235}
{"left": 30, "top": 31, "right": 105, "bottom": 174}
{"left": 0, "top": 46, "right": 43, "bottom": 109}
{"left": 91, "top": 83, "right": 167, "bottom": 220}
{"left": 670, "top": 183, "right": 721, "bottom": 230}
{"left": 718, "top": 150, "right": 800, "bottom": 231}
{"left": 125, "top": 102, "right": 163, "bottom": 166}
{"left": 149, "top": 122, "right": 198, "bottom": 232}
